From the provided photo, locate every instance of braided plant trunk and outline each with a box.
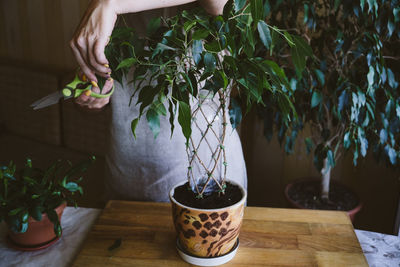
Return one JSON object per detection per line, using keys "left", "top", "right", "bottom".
{"left": 187, "top": 88, "right": 230, "bottom": 198}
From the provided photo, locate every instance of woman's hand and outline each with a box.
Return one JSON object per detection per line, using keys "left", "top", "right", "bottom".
{"left": 74, "top": 73, "right": 114, "bottom": 111}
{"left": 70, "top": 0, "right": 117, "bottom": 83}
{"left": 70, "top": 0, "right": 117, "bottom": 110}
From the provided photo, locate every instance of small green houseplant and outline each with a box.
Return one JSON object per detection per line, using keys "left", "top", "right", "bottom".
{"left": 97, "top": 0, "right": 311, "bottom": 262}
{"left": 0, "top": 157, "right": 94, "bottom": 248}
{"left": 260, "top": 0, "right": 400, "bottom": 215}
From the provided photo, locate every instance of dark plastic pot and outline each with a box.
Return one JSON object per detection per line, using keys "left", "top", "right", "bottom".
{"left": 284, "top": 178, "right": 362, "bottom": 223}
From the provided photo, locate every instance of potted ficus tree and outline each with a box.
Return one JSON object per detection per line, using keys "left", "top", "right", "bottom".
{"left": 0, "top": 157, "right": 94, "bottom": 250}
{"left": 100, "top": 0, "right": 310, "bottom": 265}
{"left": 259, "top": 0, "right": 400, "bottom": 221}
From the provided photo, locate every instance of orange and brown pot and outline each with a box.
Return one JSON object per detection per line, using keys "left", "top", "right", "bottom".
{"left": 8, "top": 202, "right": 67, "bottom": 248}
{"left": 169, "top": 180, "right": 246, "bottom": 258}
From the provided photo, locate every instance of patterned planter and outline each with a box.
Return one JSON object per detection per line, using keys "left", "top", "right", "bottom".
{"left": 169, "top": 180, "right": 246, "bottom": 258}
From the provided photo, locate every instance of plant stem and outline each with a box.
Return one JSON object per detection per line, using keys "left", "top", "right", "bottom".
{"left": 321, "top": 158, "right": 331, "bottom": 201}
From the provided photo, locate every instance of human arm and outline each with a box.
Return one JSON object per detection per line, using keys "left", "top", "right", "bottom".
{"left": 71, "top": 0, "right": 227, "bottom": 109}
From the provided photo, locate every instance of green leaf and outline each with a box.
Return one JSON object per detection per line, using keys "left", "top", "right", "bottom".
{"left": 168, "top": 100, "right": 176, "bottom": 138}
{"left": 379, "top": 129, "right": 387, "bottom": 144}
{"left": 229, "top": 98, "right": 242, "bottom": 129}
{"left": 263, "top": 0, "right": 271, "bottom": 17}
{"left": 192, "top": 40, "right": 203, "bottom": 65}
{"left": 257, "top": 21, "right": 272, "bottom": 50}
{"left": 223, "top": 0, "right": 234, "bottom": 20}
{"left": 386, "top": 146, "right": 397, "bottom": 165}
{"left": 291, "top": 43, "right": 306, "bottom": 78}
{"left": 343, "top": 132, "right": 351, "bottom": 149}
{"left": 250, "top": 0, "right": 263, "bottom": 23}
{"left": 314, "top": 69, "right": 325, "bottom": 86}
{"left": 54, "top": 223, "right": 62, "bottom": 237}
{"left": 367, "top": 66, "right": 374, "bottom": 87}
{"left": 146, "top": 108, "right": 160, "bottom": 139}
{"left": 181, "top": 72, "right": 194, "bottom": 94}
{"left": 146, "top": 17, "right": 161, "bottom": 36}
{"left": 65, "top": 182, "right": 79, "bottom": 192}
{"left": 204, "top": 53, "right": 216, "bottom": 72}
{"left": 20, "top": 222, "right": 28, "bottom": 233}
{"left": 188, "top": 71, "right": 198, "bottom": 97}
{"left": 31, "top": 206, "right": 42, "bottom": 221}
{"left": 138, "top": 85, "right": 160, "bottom": 115}
{"left": 334, "top": 0, "right": 341, "bottom": 11}
{"left": 21, "top": 211, "right": 29, "bottom": 223}
{"left": 131, "top": 118, "right": 139, "bottom": 139}
{"left": 108, "top": 238, "right": 122, "bottom": 251}
{"left": 192, "top": 29, "right": 209, "bottom": 40}
{"left": 311, "top": 91, "right": 322, "bottom": 108}
{"left": 292, "top": 35, "right": 312, "bottom": 56}
{"left": 8, "top": 208, "right": 23, "bottom": 216}
{"left": 394, "top": 8, "right": 400, "bottom": 23}
{"left": 234, "top": 0, "right": 246, "bottom": 12}
{"left": 360, "top": 0, "right": 365, "bottom": 10}
{"left": 178, "top": 101, "right": 192, "bottom": 143}
{"left": 116, "top": 58, "right": 137, "bottom": 71}
{"left": 387, "top": 68, "right": 398, "bottom": 89}
{"left": 184, "top": 20, "right": 197, "bottom": 32}
{"left": 152, "top": 43, "right": 176, "bottom": 58}
{"left": 205, "top": 41, "right": 222, "bottom": 52}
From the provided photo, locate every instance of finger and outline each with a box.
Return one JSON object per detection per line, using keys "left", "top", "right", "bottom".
{"left": 70, "top": 39, "right": 97, "bottom": 82}
{"left": 88, "top": 39, "right": 111, "bottom": 76}
{"left": 75, "top": 90, "right": 91, "bottom": 105}
{"left": 88, "top": 97, "right": 110, "bottom": 109}
{"left": 87, "top": 78, "right": 113, "bottom": 108}
{"left": 86, "top": 85, "right": 101, "bottom": 105}
{"left": 94, "top": 38, "right": 111, "bottom": 68}
{"left": 102, "top": 77, "right": 114, "bottom": 93}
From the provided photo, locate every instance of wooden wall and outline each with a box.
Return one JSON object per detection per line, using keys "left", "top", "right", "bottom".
{"left": 0, "top": 0, "right": 399, "bottom": 234}
{"left": 0, "top": 0, "right": 90, "bottom": 72}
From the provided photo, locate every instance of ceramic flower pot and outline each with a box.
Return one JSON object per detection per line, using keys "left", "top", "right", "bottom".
{"left": 284, "top": 177, "right": 362, "bottom": 223}
{"left": 8, "top": 202, "right": 67, "bottom": 249}
{"left": 169, "top": 180, "right": 246, "bottom": 260}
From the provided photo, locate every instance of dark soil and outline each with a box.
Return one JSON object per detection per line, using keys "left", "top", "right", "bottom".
{"left": 173, "top": 182, "right": 243, "bottom": 209}
{"left": 287, "top": 180, "right": 359, "bottom": 211}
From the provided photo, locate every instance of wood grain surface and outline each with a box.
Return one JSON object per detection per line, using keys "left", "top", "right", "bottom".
{"left": 72, "top": 201, "right": 368, "bottom": 267}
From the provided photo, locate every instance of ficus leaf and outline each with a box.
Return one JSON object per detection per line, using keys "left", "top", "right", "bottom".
{"left": 178, "top": 101, "right": 192, "bottom": 144}
{"left": 257, "top": 21, "right": 272, "bottom": 50}
{"left": 131, "top": 118, "right": 139, "bottom": 139}
{"left": 146, "top": 108, "right": 161, "bottom": 139}
{"left": 204, "top": 53, "right": 216, "bottom": 72}
{"left": 234, "top": 0, "right": 246, "bottom": 12}
{"left": 116, "top": 58, "right": 137, "bottom": 71}
{"left": 311, "top": 91, "right": 322, "bottom": 108}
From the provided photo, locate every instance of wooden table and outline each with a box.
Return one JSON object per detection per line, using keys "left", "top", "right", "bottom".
{"left": 73, "top": 201, "right": 368, "bottom": 266}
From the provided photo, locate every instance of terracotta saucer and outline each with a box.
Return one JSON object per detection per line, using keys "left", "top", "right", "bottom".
{"left": 6, "top": 234, "right": 61, "bottom": 251}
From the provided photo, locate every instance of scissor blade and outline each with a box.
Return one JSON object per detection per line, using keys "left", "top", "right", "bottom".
{"left": 31, "top": 91, "right": 65, "bottom": 110}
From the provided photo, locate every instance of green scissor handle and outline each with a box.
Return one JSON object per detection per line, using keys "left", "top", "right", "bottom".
{"left": 62, "top": 74, "right": 115, "bottom": 98}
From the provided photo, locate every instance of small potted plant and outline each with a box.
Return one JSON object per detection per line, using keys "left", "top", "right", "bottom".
{"left": 0, "top": 157, "right": 95, "bottom": 250}
{"left": 99, "top": 0, "right": 311, "bottom": 265}
{"left": 260, "top": 0, "right": 400, "bottom": 221}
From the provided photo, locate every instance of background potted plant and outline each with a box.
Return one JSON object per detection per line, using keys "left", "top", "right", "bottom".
{"left": 0, "top": 157, "right": 95, "bottom": 250}
{"left": 259, "top": 0, "right": 400, "bottom": 221}
{"left": 99, "top": 0, "right": 311, "bottom": 264}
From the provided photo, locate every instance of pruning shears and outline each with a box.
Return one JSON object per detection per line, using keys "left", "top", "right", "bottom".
{"left": 30, "top": 73, "right": 114, "bottom": 110}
